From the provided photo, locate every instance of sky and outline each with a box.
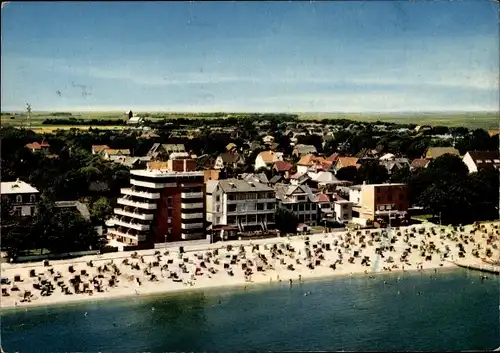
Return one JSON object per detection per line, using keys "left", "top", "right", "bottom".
{"left": 1, "top": 1, "right": 499, "bottom": 113}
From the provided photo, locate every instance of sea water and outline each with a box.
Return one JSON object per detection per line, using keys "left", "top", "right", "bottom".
{"left": 1, "top": 268, "right": 499, "bottom": 352}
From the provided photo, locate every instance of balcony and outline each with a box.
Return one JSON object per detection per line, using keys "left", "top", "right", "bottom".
{"left": 121, "top": 188, "right": 160, "bottom": 199}
{"left": 181, "top": 192, "right": 204, "bottom": 199}
{"left": 181, "top": 202, "right": 204, "bottom": 209}
{"left": 181, "top": 232, "right": 206, "bottom": 240}
{"left": 114, "top": 208, "right": 154, "bottom": 220}
{"left": 109, "top": 218, "right": 150, "bottom": 231}
{"left": 130, "top": 179, "right": 177, "bottom": 189}
{"left": 117, "top": 198, "right": 157, "bottom": 210}
{"left": 108, "top": 229, "right": 146, "bottom": 242}
{"left": 181, "top": 213, "right": 204, "bottom": 220}
{"left": 227, "top": 198, "right": 276, "bottom": 204}
{"left": 181, "top": 222, "right": 204, "bottom": 230}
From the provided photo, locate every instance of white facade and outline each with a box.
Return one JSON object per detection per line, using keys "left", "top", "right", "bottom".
{"left": 349, "top": 187, "right": 362, "bottom": 205}
{"left": 462, "top": 152, "right": 478, "bottom": 173}
{"left": 254, "top": 151, "right": 283, "bottom": 171}
{"left": 333, "top": 201, "right": 353, "bottom": 224}
{"left": 206, "top": 179, "right": 276, "bottom": 232}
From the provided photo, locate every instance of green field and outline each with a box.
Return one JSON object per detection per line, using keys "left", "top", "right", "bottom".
{"left": 1, "top": 111, "right": 498, "bottom": 131}
{"left": 299, "top": 111, "right": 499, "bottom": 130}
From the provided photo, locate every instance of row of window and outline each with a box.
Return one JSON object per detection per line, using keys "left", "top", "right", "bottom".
{"left": 227, "top": 203, "right": 276, "bottom": 212}
{"left": 226, "top": 192, "right": 274, "bottom": 201}
{"left": 284, "top": 203, "right": 317, "bottom": 212}
{"left": 375, "top": 193, "right": 405, "bottom": 203}
{"left": 10, "top": 194, "right": 37, "bottom": 203}
{"left": 226, "top": 214, "right": 272, "bottom": 225}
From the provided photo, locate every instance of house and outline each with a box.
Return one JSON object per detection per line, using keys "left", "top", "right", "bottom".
{"left": 55, "top": 201, "right": 91, "bottom": 220}
{"left": 308, "top": 171, "right": 348, "bottom": 188}
{"left": 26, "top": 140, "right": 50, "bottom": 154}
{"left": 254, "top": 151, "right": 284, "bottom": 171}
{"left": 289, "top": 172, "right": 311, "bottom": 186}
{"left": 206, "top": 179, "right": 276, "bottom": 234}
{"left": 424, "top": 147, "right": 460, "bottom": 160}
{"left": 147, "top": 143, "right": 186, "bottom": 161}
{"left": 332, "top": 157, "right": 360, "bottom": 173}
{"left": 274, "top": 183, "right": 318, "bottom": 225}
{"left": 102, "top": 149, "right": 131, "bottom": 160}
{"left": 92, "top": 145, "right": 110, "bottom": 155}
{"left": 272, "top": 161, "right": 294, "bottom": 179}
{"left": 349, "top": 183, "right": 409, "bottom": 226}
{"left": 262, "top": 135, "right": 275, "bottom": 145}
{"left": 296, "top": 154, "right": 329, "bottom": 174}
{"left": 0, "top": 179, "right": 39, "bottom": 216}
{"left": 240, "top": 173, "right": 269, "bottom": 184}
{"left": 331, "top": 194, "right": 353, "bottom": 224}
{"left": 109, "top": 156, "right": 151, "bottom": 168}
{"left": 214, "top": 150, "right": 245, "bottom": 170}
{"left": 462, "top": 151, "right": 500, "bottom": 173}
{"left": 197, "top": 154, "right": 217, "bottom": 170}
{"left": 292, "top": 144, "right": 317, "bottom": 158}
{"left": 379, "top": 158, "right": 410, "bottom": 175}
{"left": 410, "top": 158, "right": 430, "bottom": 170}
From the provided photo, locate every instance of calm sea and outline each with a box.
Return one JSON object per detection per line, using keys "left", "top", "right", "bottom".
{"left": 1, "top": 268, "right": 499, "bottom": 352}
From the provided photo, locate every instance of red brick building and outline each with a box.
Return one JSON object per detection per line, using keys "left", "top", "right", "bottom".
{"left": 107, "top": 157, "right": 205, "bottom": 246}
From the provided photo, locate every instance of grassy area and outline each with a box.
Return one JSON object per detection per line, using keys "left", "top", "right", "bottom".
{"left": 299, "top": 112, "right": 499, "bottom": 130}
{"left": 31, "top": 126, "right": 128, "bottom": 133}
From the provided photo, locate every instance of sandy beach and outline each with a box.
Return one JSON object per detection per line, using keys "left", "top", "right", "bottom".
{"left": 1, "top": 221, "right": 499, "bottom": 310}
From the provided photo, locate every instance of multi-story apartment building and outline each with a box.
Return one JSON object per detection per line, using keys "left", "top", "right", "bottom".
{"left": 0, "top": 179, "right": 39, "bottom": 216}
{"left": 107, "top": 157, "right": 206, "bottom": 247}
{"left": 206, "top": 179, "right": 276, "bottom": 232}
{"left": 274, "top": 183, "right": 318, "bottom": 225}
{"left": 349, "top": 182, "right": 408, "bottom": 225}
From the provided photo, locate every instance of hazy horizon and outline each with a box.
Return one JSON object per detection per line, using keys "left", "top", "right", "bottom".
{"left": 2, "top": 2, "right": 499, "bottom": 112}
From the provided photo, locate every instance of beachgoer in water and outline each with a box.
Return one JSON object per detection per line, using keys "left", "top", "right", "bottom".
{"left": 289, "top": 279, "right": 293, "bottom": 286}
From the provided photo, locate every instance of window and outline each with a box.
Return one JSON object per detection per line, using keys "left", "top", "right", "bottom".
{"left": 228, "top": 194, "right": 236, "bottom": 201}
{"left": 299, "top": 204, "right": 304, "bottom": 211}
{"left": 16, "top": 195, "right": 22, "bottom": 203}
{"left": 376, "top": 196, "right": 381, "bottom": 203}
{"left": 267, "top": 192, "right": 274, "bottom": 199}
{"left": 167, "top": 217, "right": 172, "bottom": 224}
{"left": 30, "top": 194, "right": 36, "bottom": 203}
{"left": 30, "top": 206, "right": 36, "bottom": 215}
{"left": 247, "top": 215, "right": 257, "bottom": 223}
{"left": 216, "top": 205, "right": 220, "bottom": 212}
{"left": 268, "top": 203, "right": 275, "bottom": 210}
{"left": 494, "top": 159, "right": 500, "bottom": 163}
{"left": 257, "top": 203, "right": 264, "bottom": 210}
{"left": 292, "top": 204, "right": 298, "bottom": 211}
{"left": 485, "top": 160, "right": 492, "bottom": 163}
{"left": 228, "top": 204, "right": 237, "bottom": 212}
{"left": 312, "top": 214, "right": 316, "bottom": 220}
{"left": 216, "top": 195, "right": 220, "bottom": 202}
{"left": 305, "top": 204, "right": 310, "bottom": 211}
{"left": 167, "top": 197, "right": 173, "bottom": 205}
{"left": 476, "top": 159, "right": 483, "bottom": 163}
{"left": 312, "top": 204, "right": 317, "bottom": 210}
{"left": 14, "top": 207, "right": 22, "bottom": 216}
{"left": 227, "top": 216, "right": 236, "bottom": 225}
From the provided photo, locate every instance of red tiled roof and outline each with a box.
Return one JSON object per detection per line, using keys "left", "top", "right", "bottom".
{"left": 26, "top": 142, "right": 41, "bottom": 150}
{"left": 273, "top": 160, "right": 293, "bottom": 172}
{"left": 411, "top": 158, "right": 430, "bottom": 168}
{"left": 316, "top": 193, "right": 330, "bottom": 203}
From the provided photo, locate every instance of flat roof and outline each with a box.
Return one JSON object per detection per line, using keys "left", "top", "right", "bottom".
{"left": 131, "top": 169, "right": 204, "bottom": 178}
{"left": 1, "top": 180, "right": 39, "bottom": 194}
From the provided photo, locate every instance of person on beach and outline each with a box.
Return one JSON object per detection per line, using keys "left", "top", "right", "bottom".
{"left": 289, "top": 279, "right": 293, "bottom": 287}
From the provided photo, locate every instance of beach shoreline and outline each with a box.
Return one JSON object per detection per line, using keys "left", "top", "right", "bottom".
{"left": 1, "top": 222, "right": 499, "bottom": 311}
{"left": 1, "top": 260, "right": 461, "bottom": 312}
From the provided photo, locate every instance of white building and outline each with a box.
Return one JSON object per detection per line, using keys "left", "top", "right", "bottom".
{"left": 462, "top": 151, "right": 500, "bottom": 174}
{"left": 206, "top": 179, "right": 276, "bottom": 232}
{"left": 274, "top": 183, "right": 318, "bottom": 225}
{"left": 0, "top": 179, "right": 39, "bottom": 216}
{"left": 254, "top": 151, "right": 283, "bottom": 171}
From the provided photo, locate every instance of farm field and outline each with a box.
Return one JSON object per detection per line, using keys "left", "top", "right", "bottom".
{"left": 300, "top": 111, "right": 499, "bottom": 130}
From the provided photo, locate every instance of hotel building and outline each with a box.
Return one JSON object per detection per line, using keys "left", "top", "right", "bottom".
{"left": 107, "top": 156, "right": 206, "bottom": 246}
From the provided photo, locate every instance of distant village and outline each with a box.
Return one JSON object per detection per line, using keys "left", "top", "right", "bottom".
{"left": 1, "top": 110, "right": 499, "bottom": 255}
